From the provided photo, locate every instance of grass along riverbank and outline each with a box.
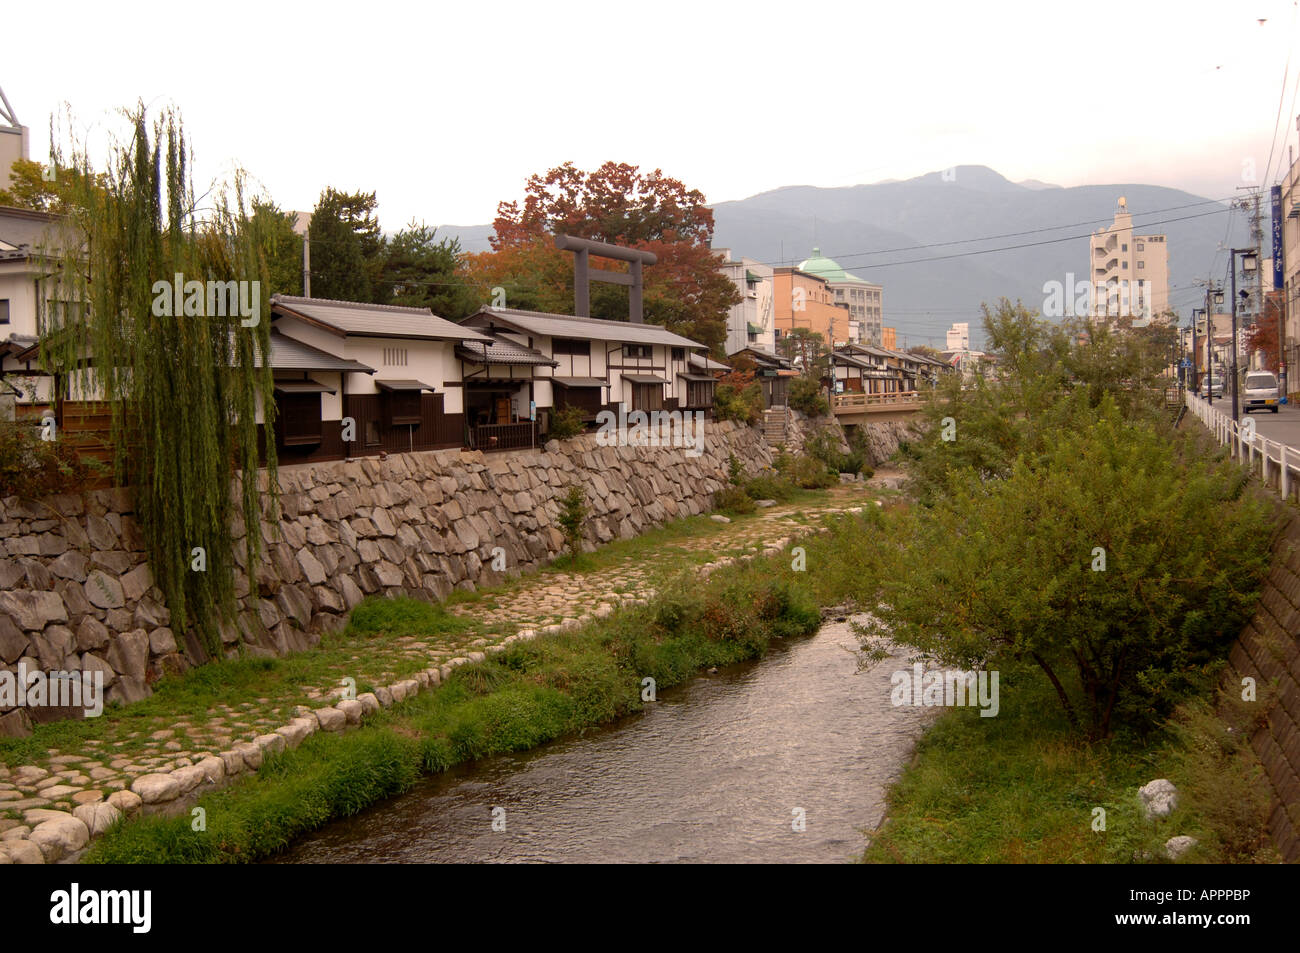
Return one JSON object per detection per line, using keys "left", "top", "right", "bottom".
{"left": 860, "top": 657, "right": 1278, "bottom": 863}
{"left": 81, "top": 511, "right": 872, "bottom": 862}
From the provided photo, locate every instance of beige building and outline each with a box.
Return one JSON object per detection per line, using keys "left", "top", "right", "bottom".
{"left": 1088, "top": 197, "right": 1170, "bottom": 321}
{"left": 773, "top": 266, "right": 852, "bottom": 350}
{"left": 797, "top": 248, "right": 883, "bottom": 345}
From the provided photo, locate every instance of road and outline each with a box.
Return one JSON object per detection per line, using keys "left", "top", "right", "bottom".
{"left": 1229, "top": 399, "right": 1300, "bottom": 447}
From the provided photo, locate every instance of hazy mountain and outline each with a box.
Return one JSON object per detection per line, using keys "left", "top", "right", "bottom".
{"left": 438, "top": 165, "right": 1254, "bottom": 350}
{"left": 707, "top": 165, "right": 1252, "bottom": 349}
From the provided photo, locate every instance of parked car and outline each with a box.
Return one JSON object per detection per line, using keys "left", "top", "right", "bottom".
{"left": 1243, "top": 371, "right": 1281, "bottom": 413}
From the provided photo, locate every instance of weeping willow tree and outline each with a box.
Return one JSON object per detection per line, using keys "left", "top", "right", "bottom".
{"left": 37, "top": 105, "right": 279, "bottom": 656}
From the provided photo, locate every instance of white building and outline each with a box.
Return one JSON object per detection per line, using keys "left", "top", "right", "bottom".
{"left": 946, "top": 322, "right": 970, "bottom": 351}
{"left": 1088, "top": 197, "right": 1170, "bottom": 321}
{"left": 716, "top": 249, "right": 775, "bottom": 356}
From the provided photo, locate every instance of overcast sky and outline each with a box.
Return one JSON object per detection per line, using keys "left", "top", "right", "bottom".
{"left": 5, "top": 0, "right": 1300, "bottom": 229}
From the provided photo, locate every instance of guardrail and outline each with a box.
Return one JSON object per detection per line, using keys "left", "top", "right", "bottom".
{"left": 1184, "top": 391, "right": 1297, "bottom": 501}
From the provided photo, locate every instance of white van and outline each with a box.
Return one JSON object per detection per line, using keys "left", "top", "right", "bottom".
{"left": 1243, "top": 371, "right": 1281, "bottom": 413}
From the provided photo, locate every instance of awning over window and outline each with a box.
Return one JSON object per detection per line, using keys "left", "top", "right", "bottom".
{"left": 375, "top": 379, "right": 435, "bottom": 392}
{"left": 552, "top": 377, "right": 605, "bottom": 388}
{"left": 274, "top": 380, "right": 335, "bottom": 395}
{"left": 677, "top": 372, "right": 716, "bottom": 383}
{"left": 622, "top": 374, "right": 669, "bottom": 385}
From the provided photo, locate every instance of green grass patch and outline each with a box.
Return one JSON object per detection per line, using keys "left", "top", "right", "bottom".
{"left": 860, "top": 660, "right": 1278, "bottom": 864}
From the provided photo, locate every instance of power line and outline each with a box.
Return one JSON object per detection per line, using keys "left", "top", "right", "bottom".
{"left": 756, "top": 195, "right": 1238, "bottom": 268}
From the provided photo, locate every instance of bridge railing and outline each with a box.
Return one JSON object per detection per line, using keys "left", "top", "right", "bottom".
{"left": 832, "top": 391, "right": 922, "bottom": 411}
{"left": 1185, "top": 391, "right": 1299, "bottom": 502}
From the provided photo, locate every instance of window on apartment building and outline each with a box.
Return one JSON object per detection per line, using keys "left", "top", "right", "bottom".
{"left": 0, "top": 299, "right": 8, "bottom": 324}
{"left": 382, "top": 347, "right": 408, "bottom": 366}
{"left": 1137, "top": 261, "right": 1145, "bottom": 269}
{"left": 1137, "top": 242, "right": 1145, "bottom": 251}
{"left": 1122, "top": 261, "right": 1128, "bottom": 269}
{"left": 1121, "top": 243, "right": 1127, "bottom": 252}
{"left": 624, "top": 344, "right": 651, "bottom": 359}
{"left": 552, "top": 338, "right": 590, "bottom": 356}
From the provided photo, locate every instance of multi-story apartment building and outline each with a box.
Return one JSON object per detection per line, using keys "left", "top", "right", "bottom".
{"left": 946, "top": 322, "right": 970, "bottom": 351}
{"left": 1088, "top": 197, "right": 1170, "bottom": 320}
{"left": 797, "top": 248, "right": 884, "bottom": 345}
{"left": 716, "top": 249, "right": 775, "bottom": 356}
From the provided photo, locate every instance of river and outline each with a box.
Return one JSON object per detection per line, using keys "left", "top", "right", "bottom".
{"left": 271, "top": 616, "right": 934, "bottom": 864}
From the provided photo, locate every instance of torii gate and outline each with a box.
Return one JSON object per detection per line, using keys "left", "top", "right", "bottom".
{"left": 554, "top": 235, "right": 657, "bottom": 323}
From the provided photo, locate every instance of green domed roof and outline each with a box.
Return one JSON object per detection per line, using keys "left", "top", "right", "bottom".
{"left": 797, "top": 247, "right": 870, "bottom": 285}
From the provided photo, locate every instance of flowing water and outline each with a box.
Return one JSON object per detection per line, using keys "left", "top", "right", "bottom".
{"left": 272, "top": 617, "right": 934, "bottom": 864}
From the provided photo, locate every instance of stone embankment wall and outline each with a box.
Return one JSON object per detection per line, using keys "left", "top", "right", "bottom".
{"left": 0, "top": 420, "right": 772, "bottom": 735}
{"left": 776, "top": 409, "right": 922, "bottom": 467}
{"left": 1227, "top": 512, "right": 1300, "bottom": 863}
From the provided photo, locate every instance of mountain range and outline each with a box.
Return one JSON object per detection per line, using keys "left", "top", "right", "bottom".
{"left": 438, "top": 165, "right": 1255, "bottom": 350}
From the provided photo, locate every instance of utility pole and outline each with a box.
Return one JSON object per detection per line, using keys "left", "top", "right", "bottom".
{"left": 303, "top": 227, "right": 311, "bottom": 298}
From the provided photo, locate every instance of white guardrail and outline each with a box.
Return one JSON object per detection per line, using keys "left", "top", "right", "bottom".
{"left": 1184, "top": 391, "right": 1297, "bottom": 501}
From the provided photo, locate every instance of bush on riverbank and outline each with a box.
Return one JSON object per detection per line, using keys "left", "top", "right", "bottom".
{"left": 863, "top": 302, "right": 1272, "bottom": 739}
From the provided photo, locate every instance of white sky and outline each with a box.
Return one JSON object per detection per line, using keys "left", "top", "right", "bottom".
{"left": 5, "top": 0, "right": 1300, "bottom": 228}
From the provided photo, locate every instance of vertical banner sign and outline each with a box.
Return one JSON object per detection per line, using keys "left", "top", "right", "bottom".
{"left": 1272, "top": 185, "right": 1284, "bottom": 290}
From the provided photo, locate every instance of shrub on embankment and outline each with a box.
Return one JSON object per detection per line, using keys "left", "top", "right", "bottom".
{"left": 857, "top": 300, "right": 1278, "bottom": 861}
{"left": 81, "top": 545, "right": 833, "bottom": 863}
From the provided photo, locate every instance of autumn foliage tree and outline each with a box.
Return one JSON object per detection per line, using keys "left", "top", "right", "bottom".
{"left": 1244, "top": 292, "right": 1284, "bottom": 373}
{"left": 467, "top": 161, "right": 739, "bottom": 351}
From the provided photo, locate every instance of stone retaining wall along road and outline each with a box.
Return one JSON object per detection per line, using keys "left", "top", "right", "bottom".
{"left": 0, "top": 420, "right": 772, "bottom": 735}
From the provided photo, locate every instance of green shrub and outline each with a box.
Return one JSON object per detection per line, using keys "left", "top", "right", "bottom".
{"left": 727, "top": 452, "right": 744, "bottom": 486}
{"left": 714, "top": 485, "right": 756, "bottom": 515}
{"left": 714, "top": 381, "right": 763, "bottom": 424}
{"left": 789, "top": 376, "right": 829, "bottom": 417}
{"left": 557, "top": 484, "right": 588, "bottom": 559}
{"left": 548, "top": 404, "right": 586, "bottom": 440}
{"left": 0, "top": 416, "right": 95, "bottom": 499}
{"left": 775, "top": 451, "right": 837, "bottom": 489}
{"left": 743, "top": 473, "right": 798, "bottom": 502}
{"left": 805, "top": 425, "right": 869, "bottom": 475}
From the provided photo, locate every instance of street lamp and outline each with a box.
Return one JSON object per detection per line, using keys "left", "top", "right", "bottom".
{"left": 1192, "top": 307, "right": 1205, "bottom": 393}
{"left": 1202, "top": 286, "right": 1224, "bottom": 402}
{"left": 1229, "top": 250, "right": 1258, "bottom": 422}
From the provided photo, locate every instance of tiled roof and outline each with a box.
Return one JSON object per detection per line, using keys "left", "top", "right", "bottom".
{"left": 260, "top": 331, "right": 374, "bottom": 373}
{"left": 456, "top": 335, "right": 558, "bottom": 366}
{"left": 467, "top": 307, "right": 704, "bottom": 349}
{"left": 690, "top": 353, "right": 730, "bottom": 372}
{"left": 272, "top": 294, "right": 491, "bottom": 342}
